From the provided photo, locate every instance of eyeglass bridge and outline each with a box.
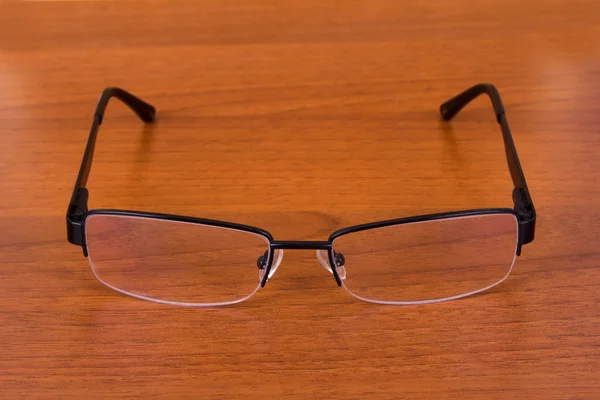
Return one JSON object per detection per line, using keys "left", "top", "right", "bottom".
{"left": 257, "top": 250, "right": 345, "bottom": 269}
{"left": 257, "top": 249, "right": 346, "bottom": 282}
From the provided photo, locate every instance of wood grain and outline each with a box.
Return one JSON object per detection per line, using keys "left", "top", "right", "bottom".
{"left": 0, "top": 0, "right": 599, "bottom": 398}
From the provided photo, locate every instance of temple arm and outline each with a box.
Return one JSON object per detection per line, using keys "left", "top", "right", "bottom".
{"left": 67, "top": 88, "right": 155, "bottom": 246}
{"left": 440, "top": 84, "right": 536, "bottom": 248}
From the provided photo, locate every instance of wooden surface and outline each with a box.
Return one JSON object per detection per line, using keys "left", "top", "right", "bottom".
{"left": 0, "top": 1, "right": 599, "bottom": 398}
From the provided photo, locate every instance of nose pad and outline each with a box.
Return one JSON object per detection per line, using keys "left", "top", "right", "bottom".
{"left": 268, "top": 249, "right": 284, "bottom": 279}
{"left": 316, "top": 250, "right": 333, "bottom": 273}
{"left": 259, "top": 249, "right": 284, "bottom": 281}
{"left": 316, "top": 250, "right": 346, "bottom": 280}
{"left": 336, "top": 265, "right": 346, "bottom": 280}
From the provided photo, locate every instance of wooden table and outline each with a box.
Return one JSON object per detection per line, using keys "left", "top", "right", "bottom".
{"left": 1, "top": 1, "right": 598, "bottom": 398}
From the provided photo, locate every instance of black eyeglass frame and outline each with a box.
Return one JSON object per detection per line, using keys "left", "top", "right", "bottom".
{"left": 67, "top": 84, "right": 536, "bottom": 291}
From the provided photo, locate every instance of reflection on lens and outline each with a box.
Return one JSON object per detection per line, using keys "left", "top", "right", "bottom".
{"left": 85, "top": 214, "right": 270, "bottom": 306}
{"left": 331, "top": 213, "right": 519, "bottom": 304}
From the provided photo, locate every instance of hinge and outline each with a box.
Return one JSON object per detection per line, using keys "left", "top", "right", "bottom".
{"left": 513, "top": 187, "right": 532, "bottom": 217}
{"left": 66, "top": 188, "right": 89, "bottom": 250}
{"left": 512, "top": 187, "right": 536, "bottom": 250}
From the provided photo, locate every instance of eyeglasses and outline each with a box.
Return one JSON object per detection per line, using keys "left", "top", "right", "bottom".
{"left": 66, "top": 84, "right": 536, "bottom": 306}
